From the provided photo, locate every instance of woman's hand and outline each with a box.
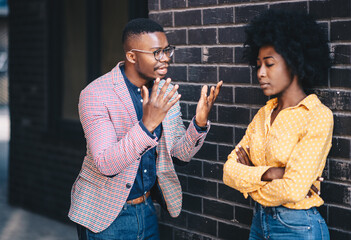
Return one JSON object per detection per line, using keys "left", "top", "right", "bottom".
{"left": 235, "top": 145, "right": 253, "bottom": 166}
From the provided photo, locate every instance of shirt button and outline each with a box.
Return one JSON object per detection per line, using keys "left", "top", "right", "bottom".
{"left": 126, "top": 183, "right": 131, "bottom": 189}
{"left": 144, "top": 169, "right": 147, "bottom": 173}
{"left": 144, "top": 191, "right": 147, "bottom": 194}
{"left": 140, "top": 99, "right": 143, "bottom": 103}
{"left": 137, "top": 88, "right": 140, "bottom": 92}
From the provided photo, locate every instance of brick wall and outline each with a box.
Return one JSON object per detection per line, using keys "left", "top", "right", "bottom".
{"left": 8, "top": 0, "right": 351, "bottom": 239}
{"left": 149, "top": 0, "right": 351, "bottom": 239}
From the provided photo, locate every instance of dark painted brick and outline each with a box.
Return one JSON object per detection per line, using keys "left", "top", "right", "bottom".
{"left": 329, "top": 137, "right": 350, "bottom": 159}
{"left": 329, "top": 159, "right": 351, "bottom": 182}
{"left": 183, "top": 193, "right": 202, "bottom": 213}
{"left": 188, "top": 0, "right": 217, "bottom": 7}
{"left": 174, "top": 10, "right": 201, "bottom": 27}
{"left": 218, "top": 106, "right": 250, "bottom": 125}
{"left": 218, "top": 183, "right": 250, "bottom": 205}
{"left": 159, "top": 224, "right": 173, "bottom": 240}
{"left": 309, "top": 0, "right": 331, "bottom": 19}
{"left": 203, "top": 7, "right": 233, "bottom": 25}
{"left": 235, "top": 127, "right": 246, "bottom": 145}
{"left": 321, "top": 182, "right": 351, "bottom": 205}
{"left": 334, "top": 115, "right": 351, "bottom": 136}
{"left": 160, "top": 0, "right": 186, "bottom": 9}
{"left": 187, "top": 213, "right": 217, "bottom": 236}
{"left": 331, "top": 68, "right": 351, "bottom": 89}
{"left": 235, "top": 5, "right": 268, "bottom": 24}
{"left": 173, "top": 228, "right": 202, "bottom": 240}
{"left": 207, "top": 124, "right": 233, "bottom": 144}
{"left": 315, "top": 90, "right": 351, "bottom": 111}
{"left": 215, "top": 86, "right": 234, "bottom": 104}
{"left": 188, "top": 66, "right": 217, "bottom": 83}
{"left": 270, "top": 1, "right": 308, "bottom": 12}
{"left": 219, "top": 26, "right": 246, "bottom": 44}
{"left": 219, "top": 67, "right": 250, "bottom": 84}
{"left": 149, "top": 12, "right": 173, "bottom": 27}
{"left": 179, "top": 175, "right": 188, "bottom": 192}
{"left": 194, "top": 142, "right": 217, "bottom": 161}
{"left": 329, "top": 206, "right": 351, "bottom": 231}
{"left": 203, "top": 161, "right": 223, "bottom": 180}
{"left": 166, "top": 29, "right": 187, "bottom": 45}
{"left": 219, "top": 145, "right": 234, "bottom": 163}
{"left": 159, "top": 210, "right": 187, "bottom": 228}
{"left": 188, "top": 103, "right": 217, "bottom": 122}
{"left": 330, "top": 229, "right": 351, "bottom": 240}
{"left": 178, "top": 84, "right": 201, "bottom": 102}
{"left": 334, "top": 45, "right": 351, "bottom": 64}
{"left": 318, "top": 205, "right": 328, "bottom": 223}
{"left": 180, "top": 102, "right": 188, "bottom": 120}
{"left": 218, "top": 0, "right": 248, "bottom": 3}
{"left": 187, "top": 177, "right": 217, "bottom": 198}
{"left": 148, "top": 0, "right": 159, "bottom": 11}
{"left": 188, "top": 28, "right": 217, "bottom": 45}
{"left": 331, "top": 0, "right": 351, "bottom": 18}
{"left": 204, "top": 47, "right": 233, "bottom": 63}
{"left": 167, "top": 65, "right": 187, "bottom": 82}
{"left": 218, "top": 222, "right": 250, "bottom": 240}
{"left": 203, "top": 198, "right": 233, "bottom": 220}
{"left": 234, "top": 47, "right": 247, "bottom": 64}
{"left": 235, "top": 87, "right": 268, "bottom": 105}
{"left": 174, "top": 48, "right": 202, "bottom": 64}
{"left": 331, "top": 20, "right": 351, "bottom": 41}
{"left": 235, "top": 206, "right": 253, "bottom": 226}
{"left": 175, "top": 159, "right": 202, "bottom": 177}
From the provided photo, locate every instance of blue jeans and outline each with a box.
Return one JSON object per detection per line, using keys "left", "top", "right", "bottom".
{"left": 77, "top": 196, "right": 160, "bottom": 240}
{"left": 249, "top": 203, "right": 330, "bottom": 240}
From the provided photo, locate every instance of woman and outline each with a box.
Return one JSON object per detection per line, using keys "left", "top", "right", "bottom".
{"left": 223, "top": 10, "right": 333, "bottom": 240}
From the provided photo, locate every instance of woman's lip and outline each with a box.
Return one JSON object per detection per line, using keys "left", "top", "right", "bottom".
{"left": 260, "top": 83, "right": 269, "bottom": 88}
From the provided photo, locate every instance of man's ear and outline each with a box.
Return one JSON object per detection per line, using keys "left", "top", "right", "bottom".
{"left": 126, "top": 51, "right": 136, "bottom": 64}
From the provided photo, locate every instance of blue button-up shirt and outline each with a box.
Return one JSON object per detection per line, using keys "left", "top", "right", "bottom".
{"left": 120, "top": 66, "right": 161, "bottom": 200}
{"left": 120, "top": 65, "right": 207, "bottom": 200}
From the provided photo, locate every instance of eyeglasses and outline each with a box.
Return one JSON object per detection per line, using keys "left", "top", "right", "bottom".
{"left": 129, "top": 45, "right": 175, "bottom": 61}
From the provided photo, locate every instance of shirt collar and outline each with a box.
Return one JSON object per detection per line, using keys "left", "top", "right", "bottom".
{"left": 265, "top": 94, "right": 320, "bottom": 111}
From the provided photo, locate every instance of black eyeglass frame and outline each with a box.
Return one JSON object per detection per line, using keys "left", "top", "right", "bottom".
{"left": 129, "top": 45, "right": 176, "bottom": 61}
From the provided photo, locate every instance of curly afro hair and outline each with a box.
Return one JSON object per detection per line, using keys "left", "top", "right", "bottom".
{"left": 244, "top": 9, "right": 331, "bottom": 89}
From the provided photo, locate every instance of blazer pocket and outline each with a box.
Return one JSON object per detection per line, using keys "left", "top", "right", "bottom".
{"left": 79, "top": 168, "right": 108, "bottom": 188}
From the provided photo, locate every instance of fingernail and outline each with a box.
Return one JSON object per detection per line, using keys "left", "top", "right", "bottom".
{"left": 235, "top": 148, "right": 238, "bottom": 152}
{"left": 319, "top": 177, "right": 324, "bottom": 181}
{"left": 318, "top": 191, "right": 320, "bottom": 195}
{"left": 238, "top": 144, "right": 241, "bottom": 148}
{"left": 246, "top": 145, "right": 249, "bottom": 149}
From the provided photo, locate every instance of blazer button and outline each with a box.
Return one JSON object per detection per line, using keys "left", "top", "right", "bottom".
{"left": 126, "top": 183, "right": 131, "bottom": 189}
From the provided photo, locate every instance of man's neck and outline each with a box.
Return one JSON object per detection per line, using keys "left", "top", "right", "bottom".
{"left": 124, "top": 63, "right": 149, "bottom": 88}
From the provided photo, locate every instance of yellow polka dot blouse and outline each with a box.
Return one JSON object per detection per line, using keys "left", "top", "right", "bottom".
{"left": 223, "top": 94, "right": 333, "bottom": 209}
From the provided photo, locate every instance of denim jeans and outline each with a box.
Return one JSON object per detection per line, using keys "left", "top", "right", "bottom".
{"left": 249, "top": 203, "right": 330, "bottom": 240}
{"left": 77, "top": 196, "right": 160, "bottom": 240}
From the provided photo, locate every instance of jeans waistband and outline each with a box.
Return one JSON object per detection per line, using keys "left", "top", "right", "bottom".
{"left": 255, "top": 203, "right": 319, "bottom": 215}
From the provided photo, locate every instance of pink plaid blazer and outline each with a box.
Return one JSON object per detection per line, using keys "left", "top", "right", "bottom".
{"left": 68, "top": 62, "right": 208, "bottom": 233}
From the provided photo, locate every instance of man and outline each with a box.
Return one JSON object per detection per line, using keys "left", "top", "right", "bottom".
{"left": 69, "top": 18, "right": 222, "bottom": 240}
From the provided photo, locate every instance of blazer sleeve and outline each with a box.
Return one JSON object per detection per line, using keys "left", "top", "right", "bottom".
{"left": 169, "top": 103, "right": 209, "bottom": 162}
{"left": 79, "top": 88, "right": 158, "bottom": 176}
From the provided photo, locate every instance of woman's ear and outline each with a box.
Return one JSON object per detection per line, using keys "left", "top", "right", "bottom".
{"left": 126, "top": 51, "right": 136, "bottom": 64}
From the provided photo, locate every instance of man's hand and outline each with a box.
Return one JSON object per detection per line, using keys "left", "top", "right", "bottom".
{"left": 141, "top": 78, "right": 181, "bottom": 133}
{"left": 236, "top": 145, "right": 323, "bottom": 197}
{"left": 195, "top": 81, "right": 223, "bottom": 127}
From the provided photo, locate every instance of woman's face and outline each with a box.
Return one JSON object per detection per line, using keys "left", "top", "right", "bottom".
{"left": 256, "top": 45, "right": 295, "bottom": 97}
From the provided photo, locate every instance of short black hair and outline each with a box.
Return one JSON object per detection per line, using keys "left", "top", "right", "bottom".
{"left": 122, "top": 18, "right": 164, "bottom": 45}
{"left": 244, "top": 9, "right": 331, "bottom": 89}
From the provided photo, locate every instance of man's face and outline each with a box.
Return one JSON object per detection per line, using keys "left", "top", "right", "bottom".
{"left": 131, "top": 32, "right": 171, "bottom": 81}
